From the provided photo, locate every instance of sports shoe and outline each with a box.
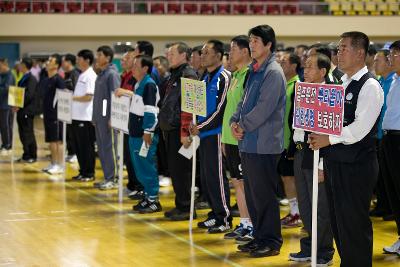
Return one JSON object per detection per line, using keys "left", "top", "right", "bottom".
{"left": 133, "top": 199, "right": 149, "bottom": 211}
{"left": 159, "top": 176, "right": 171, "bottom": 187}
{"left": 279, "top": 198, "right": 289, "bottom": 206}
{"left": 42, "top": 164, "right": 55, "bottom": 172}
{"left": 47, "top": 165, "right": 64, "bottom": 175}
{"left": 66, "top": 155, "right": 77, "bottom": 163}
{"left": 0, "top": 148, "right": 10, "bottom": 156}
{"left": 137, "top": 199, "right": 162, "bottom": 214}
{"left": 93, "top": 180, "right": 105, "bottom": 188}
{"left": 281, "top": 213, "right": 302, "bottom": 228}
{"left": 288, "top": 251, "right": 311, "bottom": 262}
{"left": 208, "top": 223, "right": 231, "bottom": 234}
{"left": 72, "top": 174, "right": 84, "bottom": 181}
{"left": 80, "top": 176, "right": 94, "bottom": 182}
{"left": 224, "top": 224, "right": 248, "bottom": 239}
{"left": 170, "top": 210, "right": 196, "bottom": 221}
{"left": 99, "top": 180, "right": 118, "bottom": 190}
{"left": 383, "top": 238, "right": 400, "bottom": 254}
{"left": 128, "top": 190, "right": 144, "bottom": 200}
{"left": 235, "top": 227, "right": 254, "bottom": 245}
{"left": 197, "top": 218, "right": 217, "bottom": 229}
{"left": 316, "top": 258, "right": 333, "bottom": 266}
{"left": 164, "top": 208, "right": 179, "bottom": 218}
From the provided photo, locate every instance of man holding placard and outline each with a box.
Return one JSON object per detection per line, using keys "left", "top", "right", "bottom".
{"left": 15, "top": 58, "right": 38, "bottom": 163}
{"left": 309, "top": 32, "right": 384, "bottom": 267}
{"left": 189, "top": 40, "right": 232, "bottom": 234}
{"left": 290, "top": 53, "right": 335, "bottom": 266}
{"left": 117, "top": 55, "right": 161, "bottom": 213}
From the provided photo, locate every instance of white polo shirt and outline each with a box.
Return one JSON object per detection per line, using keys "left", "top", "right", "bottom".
{"left": 72, "top": 67, "right": 97, "bottom": 121}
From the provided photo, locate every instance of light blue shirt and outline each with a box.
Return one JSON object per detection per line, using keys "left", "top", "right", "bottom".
{"left": 377, "top": 72, "right": 396, "bottom": 139}
{"left": 382, "top": 73, "right": 400, "bottom": 130}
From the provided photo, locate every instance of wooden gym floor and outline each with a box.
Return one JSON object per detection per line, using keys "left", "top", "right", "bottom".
{"left": 0, "top": 118, "right": 399, "bottom": 266}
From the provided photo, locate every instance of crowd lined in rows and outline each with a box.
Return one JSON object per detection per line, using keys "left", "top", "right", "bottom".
{"left": 0, "top": 24, "right": 400, "bottom": 266}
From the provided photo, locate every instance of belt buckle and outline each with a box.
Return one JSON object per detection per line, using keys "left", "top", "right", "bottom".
{"left": 383, "top": 130, "right": 388, "bottom": 136}
{"left": 296, "top": 143, "right": 303, "bottom": 150}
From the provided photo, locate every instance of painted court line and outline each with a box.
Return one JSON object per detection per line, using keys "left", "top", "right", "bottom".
{"left": 24, "top": 164, "right": 243, "bottom": 267}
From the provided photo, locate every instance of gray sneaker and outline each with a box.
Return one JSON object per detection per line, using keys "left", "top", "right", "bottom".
{"left": 98, "top": 180, "right": 118, "bottom": 190}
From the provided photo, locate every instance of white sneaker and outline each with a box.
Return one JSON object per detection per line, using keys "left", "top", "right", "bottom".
{"left": 159, "top": 176, "right": 171, "bottom": 187}
{"left": 280, "top": 198, "right": 289, "bottom": 206}
{"left": 0, "top": 149, "right": 10, "bottom": 156}
{"left": 66, "top": 155, "right": 77, "bottom": 163}
{"left": 47, "top": 165, "right": 64, "bottom": 175}
{"left": 42, "top": 164, "right": 55, "bottom": 172}
{"left": 383, "top": 238, "right": 400, "bottom": 254}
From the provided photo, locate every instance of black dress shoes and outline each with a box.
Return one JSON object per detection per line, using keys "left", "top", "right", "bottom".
{"left": 249, "top": 245, "right": 280, "bottom": 258}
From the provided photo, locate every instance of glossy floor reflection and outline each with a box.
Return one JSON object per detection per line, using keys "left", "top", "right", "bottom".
{"left": 0, "top": 122, "right": 398, "bottom": 266}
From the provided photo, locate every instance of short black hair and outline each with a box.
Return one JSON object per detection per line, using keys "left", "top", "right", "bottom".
{"left": 248, "top": 24, "right": 276, "bottom": 52}
{"left": 368, "top": 44, "right": 378, "bottom": 56}
{"left": 315, "top": 53, "right": 331, "bottom": 79}
{"left": 136, "top": 55, "right": 153, "bottom": 75}
{"left": 21, "top": 57, "right": 33, "bottom": 69}
{"left": 136, "top": 41, "right": 154, "bottom": 57}
{"left": 50, "top": 53, "right": 62, "bottom": 68}
{"left": 63, "top": 53, "right": 76, "bottom": 66}
{"left": 171, "top": 42, "right": 192, "bottom": 61}
{"left": 389, "top": 40, "right": 400, "bottom": 51}
{"left": 340, "top": 31, "right": 369, "bottom": 57}
{"left": 231, "top": 35, "right": 250, "bottom": 54}
{"left": 296, "top": 44, "right": 309, "bottom": 51}
{"left": 0, "top": 58, "right": 8, "bottom": 64}
{"left": 191, "top": 45, "right": 203, "bottom": 56}
{"left": 286, "top": 52, "right": 301, "bottom": 74}
{"left": 285, "top": 47, "right": 295, "bottom": 53}
{"left": 153, "top": 55, "right": 169, "bottom": 69}
{"left": 77, "top": 49, "right": 94, "bottom": 65}
{"left": 316, "top": 45, "right": 332, "bottom": 61}
{"left": 97, "top": 45, "right": 114, "bottom": 62}
{"left": 207, "top": 39, "right": 225, "bottom": 61}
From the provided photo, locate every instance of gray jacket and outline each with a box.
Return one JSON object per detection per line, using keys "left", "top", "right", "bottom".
{"left": 92, "top": 64, "right": 121, "bottom": 123}
{"left": 230, "top": 53, "right": 286, "bottom": 154}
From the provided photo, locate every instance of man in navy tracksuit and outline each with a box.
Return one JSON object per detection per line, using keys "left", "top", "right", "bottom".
{"left": 190, "top": 40, "right": 232, "bottom": 233}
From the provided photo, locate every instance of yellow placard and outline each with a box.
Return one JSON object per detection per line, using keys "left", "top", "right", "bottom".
{"left": 8, "top": 86, "right": 25, "bottom": 108}
{"left": 181, "top": 78, "right": 207, "bottom": 117}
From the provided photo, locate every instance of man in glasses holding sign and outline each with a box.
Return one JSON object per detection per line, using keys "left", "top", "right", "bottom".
{"left": 307, "top": 32, "right": 384, "bottom": 267}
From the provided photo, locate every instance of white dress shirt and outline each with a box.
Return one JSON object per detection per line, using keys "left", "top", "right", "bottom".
{"left": 329, "top": 66, "right": 384, "bottom": 145}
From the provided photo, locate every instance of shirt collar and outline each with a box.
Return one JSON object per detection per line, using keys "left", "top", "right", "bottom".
{"left": 287, "top": 75, "right": 299, "bottom": 84}
{"left": 233, "top": 66, "right": 249, "bottom": 77}
{"left": 341, "top": 66, "right": 368, "bottom": 83}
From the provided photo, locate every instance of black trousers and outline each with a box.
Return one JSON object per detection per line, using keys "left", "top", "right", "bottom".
{"left": 163, "top": 130, "right": 192, "bottom": 212}
{"left": 66, "top": 124, "right": 76, "bottom": 156}
{"left": 0, "top": 109, "right": 13, "bottom": 148}
{"left": 72, "top": 120, "right": 95, "bottom": 177}
{"left": 199, "top": 134, "right": 231, "bottom": 225}
{"left": 381, "top": 134, "right": 400, "bottom": 235}
{"left": 124, "top": 133, "right": 143, "bottom": 191}
{"left": 241, "top": 152, "right": 282, "bottom": 250}
{"left": 157, "top": 131, "right": 169, "bottom": 177}
{"left": 294, "top": 149, "right": 334, "bottom": 260}
{"left": 16, "top": 112, "right": 37, "bottom": 160}
{"left": 373, "top": 140, "right": 392, "bottom": 214}
{"left": 324, "top": 156, "right": 378, "bottom": 267}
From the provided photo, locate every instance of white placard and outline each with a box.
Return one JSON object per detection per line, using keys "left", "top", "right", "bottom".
{"left": 111, "top": 94, "right": 130, "bottom": 134}
{"left": 178, "top": 136, "right": 200, "bottom": 159}
{"left": 56, "top": 89, "right": 73, "bottom": 124}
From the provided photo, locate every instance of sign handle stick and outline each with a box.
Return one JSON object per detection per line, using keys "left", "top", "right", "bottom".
{"left": 62, "top": 121, "right": 67, "bottom": 176}
{"left": 311, "top": 149, "right": 320, "bottom": 267}
{"left": 189, "top": 114, "right": 197, "bottom": 241}
{"left": 11, "top": 111, "right": 17, "bottom": 163}
{"left": 118, "top": 131, "right": 124, "bottom": 203}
